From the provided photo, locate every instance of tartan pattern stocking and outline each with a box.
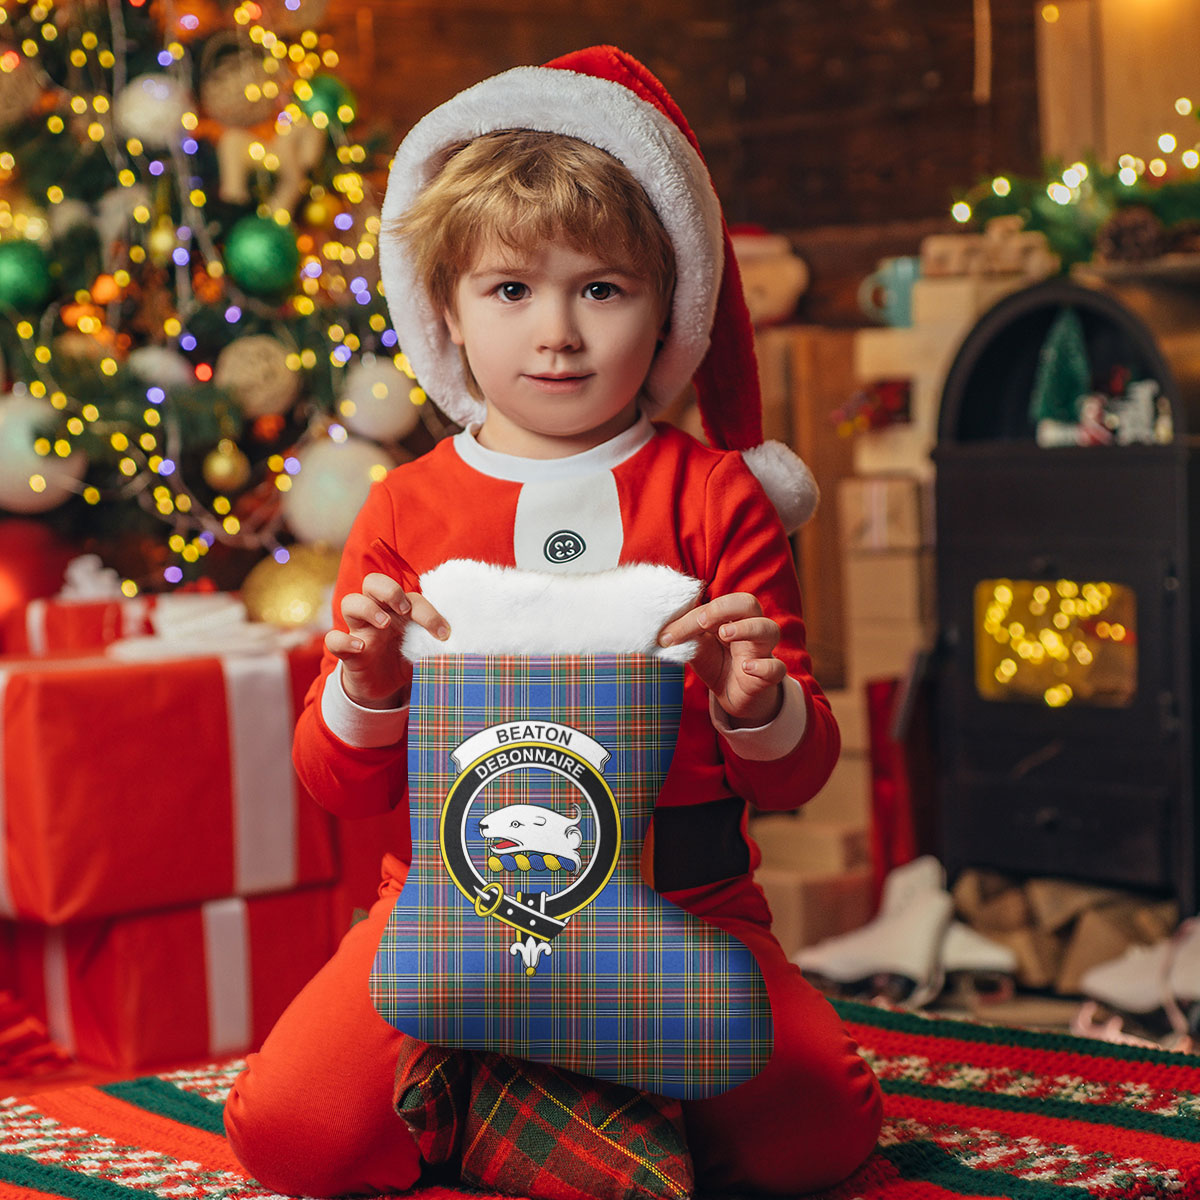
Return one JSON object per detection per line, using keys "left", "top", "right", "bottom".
{"left": 371, "top": 654, "right": 772, "bottom": 1098}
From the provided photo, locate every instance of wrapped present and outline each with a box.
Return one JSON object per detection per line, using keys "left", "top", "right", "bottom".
{"left": 0, "top": 641, "right": 337, "bottom": 923}
{"left": 5, "top": 595, "right": 155, "bottom": 654}
{"left": 11, "top": 887, "right": 338, "bottom": 1070}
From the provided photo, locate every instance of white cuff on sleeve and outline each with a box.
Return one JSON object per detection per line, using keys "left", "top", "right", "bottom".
{"left": 710, "top": 675, "right": 808, "bottom": 762}
{"left": 320, "top": 661, "right": 410, "bottom": 748}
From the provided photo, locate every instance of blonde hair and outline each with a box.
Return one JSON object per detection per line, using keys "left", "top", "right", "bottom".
{"left": 391, "top": 129, "right": 676, "bottom": 326}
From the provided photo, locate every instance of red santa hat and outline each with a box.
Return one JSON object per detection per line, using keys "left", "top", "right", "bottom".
{"left": 379, "top": 45, "right": 818, "bottom": 530}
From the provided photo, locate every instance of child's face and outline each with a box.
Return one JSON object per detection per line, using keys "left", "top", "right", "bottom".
{"left": 443, "top": 238, "right": 663, "bottom": 457}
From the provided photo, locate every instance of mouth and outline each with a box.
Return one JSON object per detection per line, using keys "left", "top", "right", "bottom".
{"left": 490, "top": 839, "right": 518, "bottom": 850}
{"left": 525, "top": 373, "right": 592, "bottom": 393}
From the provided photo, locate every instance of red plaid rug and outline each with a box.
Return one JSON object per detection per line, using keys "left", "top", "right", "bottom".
{"left": 2, "top": 999, "right": 1200, "bottom": 1199}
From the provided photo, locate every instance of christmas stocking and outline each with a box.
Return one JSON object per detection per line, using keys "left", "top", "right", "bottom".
{"left": 370, "top": 562, "right": 773, "bottom": 1099}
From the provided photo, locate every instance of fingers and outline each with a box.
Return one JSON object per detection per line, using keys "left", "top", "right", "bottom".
{"left": 659, "top": 592, "right": 763, "bottom": 647}
{"left": 324, "top": 627, "right": 365, "bottom": 660}
{"left": 339, "top": 575, "right": 450, "bottom": 641}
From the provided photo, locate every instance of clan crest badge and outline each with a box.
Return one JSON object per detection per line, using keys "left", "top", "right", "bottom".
{"left": 439, "top": 721, "right": 620, "bottom": 975}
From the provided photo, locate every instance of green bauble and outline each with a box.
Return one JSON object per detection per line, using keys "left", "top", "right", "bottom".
{"left": 0, "top": 241, "right": 53, "bottom": 311}
{"left": 224, "top": 216, "right": 301, "bottom": 296}
{"left": 296, "top": 74, "right": 356, "bottom": 127}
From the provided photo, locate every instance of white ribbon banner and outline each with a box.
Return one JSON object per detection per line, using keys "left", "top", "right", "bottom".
{"left": 222, "top": 653, "right": 298, "bottom": 895}
{"left": 202, "top": 896, "right": 252, "bottom": 1056}
{"left": 42, "top": 927, "right": 75, "bottom": 1055}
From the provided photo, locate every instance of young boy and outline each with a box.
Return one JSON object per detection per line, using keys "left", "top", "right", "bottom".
{"left": 224, "top": 46, "right": 882, "bottom": 1197}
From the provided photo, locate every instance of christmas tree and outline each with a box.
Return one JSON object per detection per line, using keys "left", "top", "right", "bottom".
{"left": 0, "top": 0, "right": 440, "bottom": 595}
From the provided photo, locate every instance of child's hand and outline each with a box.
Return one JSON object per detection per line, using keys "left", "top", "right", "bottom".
{"left": 658, "top": 592, "right": 786, "bottom": 727}
{"left": 325, "top": 573, "right": 449, "bottom": 709}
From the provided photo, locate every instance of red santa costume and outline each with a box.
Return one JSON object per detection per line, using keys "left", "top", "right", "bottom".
{"left": 224, "top": 46, "right": 882, "bottom": 1197}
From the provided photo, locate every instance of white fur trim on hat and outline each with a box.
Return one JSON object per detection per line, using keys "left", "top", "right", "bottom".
{"left": 379, "top": 65, "right": 724, "bottom": 430}
{"left": 742, "top": 441, "right": 820, "bottom": 533}
{"left": 401, "top": 560, "right": 702, "bottom": 662}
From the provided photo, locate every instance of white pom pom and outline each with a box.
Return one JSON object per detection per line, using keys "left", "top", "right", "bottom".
{"left": 741, "top": 440, "right": 819, "bottom": 533}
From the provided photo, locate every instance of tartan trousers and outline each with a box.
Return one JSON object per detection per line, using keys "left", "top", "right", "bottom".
{"left": 224, "top": 852, "right": 882, "bottom": 1196}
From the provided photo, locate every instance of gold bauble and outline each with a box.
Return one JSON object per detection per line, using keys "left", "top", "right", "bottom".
{"left": 202, "top": 438, "right": 252, "bottom": 491}
{"left": 242, "top": 543, "right": 341, "bottom": 628}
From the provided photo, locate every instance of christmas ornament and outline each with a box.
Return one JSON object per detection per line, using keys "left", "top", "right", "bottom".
{"left": 281, "top": 434, "right": 392, "bottom": 545}
{"left": 214, "top": 334, "right": 301, "bottom": 417}
{"left": 0, "top": 390, "right": 87, "bottom": 514}
{"left": 261, "top": 0, "right": 332, "bottom": 35}
{"left": 202, "top": 437, "right": 252, "bottom": 491}
{"left": 241, "top": 543, "right": 340, "bottom": 628}
{"left": 338, "top": 354, "right": 421, "bottom": 442}
{"left": 1095, "top": 206, "right": 1167, "bottom": 263}
{"left": 127, "top": 345, "right": 195, "bottom": 387}
{"left": 0, "top": 53, "right": 43, "bottom": 131}
{"left": 52, "top": 330, "right": 110, "bottom": 363}
{"left": 0, "top": 240, "right": 53, "bottom": 310}
{"left": 200, "top": 43, "right": 278, "bottom": 127}
{"left": 113, "top": 74, "right": 192, "bottom": 148}
{"left": 295, "top": 74, "right": 355, "bottom": 128}
{"left": 151, "top": 0, "right": 226, "bottom": 42}
{"left": 224, "top": 215, "right": 301, "bottom": 295}
{"left": 48, "top": 199, "right": 95, "bottom": 240}
{"left": 96, "top": 184, "right": 152, "bottom": 267}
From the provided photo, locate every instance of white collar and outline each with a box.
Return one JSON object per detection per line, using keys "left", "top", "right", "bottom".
{"left": 451, "top": 411, "right": 654, "bottom": 483}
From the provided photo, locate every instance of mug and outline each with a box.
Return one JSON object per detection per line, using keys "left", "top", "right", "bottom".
{"left": 858, "top": 254, "right": 922, "bottom": 326}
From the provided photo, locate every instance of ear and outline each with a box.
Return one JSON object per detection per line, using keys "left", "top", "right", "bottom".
{"left": 443, "top": 306, "right": 464, "bottom": 347}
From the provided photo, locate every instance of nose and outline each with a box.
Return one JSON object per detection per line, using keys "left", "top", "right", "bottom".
{"left": 536, "top": 296, "right": 581, "bottom": 353}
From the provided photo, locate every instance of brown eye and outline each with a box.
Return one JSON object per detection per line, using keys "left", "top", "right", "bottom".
{"left": 586, "top": 282, "right": 617, "bottom": 300}
{"left": 499, "top": 282, "right": 527, "bottom": 301}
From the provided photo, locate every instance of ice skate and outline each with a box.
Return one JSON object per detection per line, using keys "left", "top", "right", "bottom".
{"left": 940, "top": 920, "right": 1017, "bottom": 1005}
{"left": 793, "top": 856, "right": 954, "bottom": 1008}
{"left": 1077, "top": 918, "right": 1200, "bottom": 1048}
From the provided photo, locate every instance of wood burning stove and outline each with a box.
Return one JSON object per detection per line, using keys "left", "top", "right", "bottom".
{"left": 933, "top": 277, "right": 1200, "bottom": 913}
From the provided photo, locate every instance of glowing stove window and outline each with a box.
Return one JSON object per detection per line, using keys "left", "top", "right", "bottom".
{"left": 974, "top": 579, "right": 1136, "bottom": 707}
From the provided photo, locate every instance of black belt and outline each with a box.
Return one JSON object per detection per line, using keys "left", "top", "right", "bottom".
{"left": 652, "top": 796, "right": 750, "bottom": 892}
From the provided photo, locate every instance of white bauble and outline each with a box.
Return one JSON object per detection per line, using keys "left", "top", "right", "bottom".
{"left": 215, "top": 334, "right": 301, "bottom": 418}
{"left": 113, "top": 74, "right": 192, "bottom": 147}
{"left": 127, "top": 345, "right": 195, "bottom": 388}
{"left": 96, "top": 184, "right": 151, "bottom": 263}
{"left": 0, "top": 390, "right": 86, "bottom": 514}
{"left": 281, "top": 435, "right": 392, "bottom": 545}
{"left": 48, "top": 199, "right": 94, "bottom": 240}
{"left": 338, "top": 354, "right": 422, "bottom": 442}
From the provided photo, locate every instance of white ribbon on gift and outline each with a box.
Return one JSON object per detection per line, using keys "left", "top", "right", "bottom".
{"left": 202, "top": 896, "right": 253, "bottom": 1055}
{"left": 221, "top": 653, "right": 299, "bottom": 896}
{"left": 40, "top": 896, "right": 253, "bottom": 1059}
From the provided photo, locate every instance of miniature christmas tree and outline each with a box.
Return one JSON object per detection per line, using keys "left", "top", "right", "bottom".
{"left": 1029, "top": 307, "right": 1091, "bottom": 426}
{"left": 0, "top": 0, "right": 438, "bottom": 593}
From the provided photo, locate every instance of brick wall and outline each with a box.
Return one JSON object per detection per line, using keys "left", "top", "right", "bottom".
{"left": 329, "top": 0, "right": 1041, "bottom": 236}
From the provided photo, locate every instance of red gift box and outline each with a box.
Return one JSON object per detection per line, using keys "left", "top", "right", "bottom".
{"left": 12, "top": 886, "right": 338, "bottom": 1071}
{"left": 0, "top": 642, "right": 337, "bottom": 923}
{"left": 4, "top": 597, "right": 156, "bottom": 655}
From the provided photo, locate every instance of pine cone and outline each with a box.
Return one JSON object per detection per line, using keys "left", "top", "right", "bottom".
{"left": 1095, "top": 206, "right": 1167, "bottom": 263}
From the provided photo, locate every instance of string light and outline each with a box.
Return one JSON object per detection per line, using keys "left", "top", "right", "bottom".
{"left": 0, "top": 1, "right": 408, "bottom": 587}
{"left": 976, "top": 579, "right": 1135, "bottom": 708}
